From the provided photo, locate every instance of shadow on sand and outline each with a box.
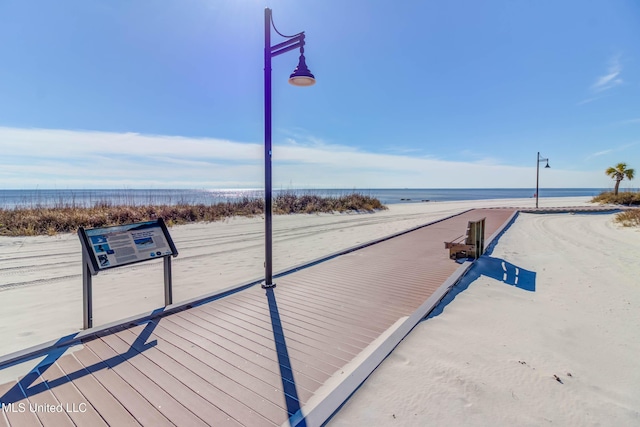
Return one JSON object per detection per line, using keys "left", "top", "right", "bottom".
{"left": 0, "top": 308, "right": 162, "bottom": 405}
{"left": 426, "top": 256, "right": 536, "bottom": 320}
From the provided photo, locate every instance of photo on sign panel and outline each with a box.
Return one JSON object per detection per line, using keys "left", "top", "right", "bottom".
{"left": 134, "top": 237, "right": 155, "bottom": 249}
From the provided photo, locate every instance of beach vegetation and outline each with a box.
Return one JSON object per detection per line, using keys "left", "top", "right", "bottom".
{"left": 273, "top": 192, "right": 385, "bottom": 214}
{"left": 590, "top": 191, "right": 640, "bottom": 206}
{"left": 613, "top": 209, "right": 640, "bottom": 227}
{"left": 0, "top": 192, "right": 386, "bottom": 236}
{"left": 605, "top": 163, "right": 635, "bottom": 195}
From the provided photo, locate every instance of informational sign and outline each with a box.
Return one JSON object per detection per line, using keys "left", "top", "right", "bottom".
{"left": 78, "top": 219, "right": 178, "bottom": 275}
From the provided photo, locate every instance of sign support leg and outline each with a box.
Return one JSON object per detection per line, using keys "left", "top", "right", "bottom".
{"left": 164, "top": 256, "right": 173, "bottom": 306}
{"left": 82, "top": 252, "right": 93, "bottom": 329}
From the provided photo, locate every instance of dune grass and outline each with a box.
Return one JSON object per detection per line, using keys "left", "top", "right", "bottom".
{"left": 613, "top": 210, "right": 640, "bottom": 227}
{"left": 0, "top": 192, "right": 386, "bottom": 236}
{"left": 590, "top": 191, "right": 640, "bottom": 206}
{"left": 590, "top": 191, "right": 640, "bottom": 227}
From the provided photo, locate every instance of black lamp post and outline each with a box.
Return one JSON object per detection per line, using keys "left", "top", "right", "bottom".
{"left": 263, "top": 8, "right": 315, "bottom": 289}
{"left": 535, "top": 152, "right": 550, "bottom": 208}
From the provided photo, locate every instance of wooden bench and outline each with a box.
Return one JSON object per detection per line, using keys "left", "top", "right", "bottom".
{"left": 444, "top": 217, "right": 486, "bottom": 260}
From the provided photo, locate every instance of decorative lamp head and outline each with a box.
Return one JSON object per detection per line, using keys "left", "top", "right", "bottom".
{"left": 289, "top": 53, "right": 315, "bottom": 86}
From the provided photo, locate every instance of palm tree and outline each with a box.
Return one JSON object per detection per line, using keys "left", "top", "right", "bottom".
{"left": 605, "top": 163, "right": 635, "bottom": 195}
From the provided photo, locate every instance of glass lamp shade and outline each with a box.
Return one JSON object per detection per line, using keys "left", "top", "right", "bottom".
{"left": 289, "top": 75, "right": 316, "bottom": 86}
{"left": 288, "top": 54, "right": 315, "bottom": 86}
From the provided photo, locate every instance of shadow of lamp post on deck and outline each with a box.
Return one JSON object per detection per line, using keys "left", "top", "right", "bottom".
{"left": 535, "top": 152, "right": 550, "bottom": 208}
{"left": 262, "top": 8, "right": 316, "bottom": 289}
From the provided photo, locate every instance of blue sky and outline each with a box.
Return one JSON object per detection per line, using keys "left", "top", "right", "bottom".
{"left": 1, "top": 0, "right": 639, "bottom": 189}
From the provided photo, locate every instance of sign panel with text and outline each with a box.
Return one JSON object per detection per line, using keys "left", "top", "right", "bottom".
{"left": 78, "top": 219, "right": 178, "bottom": 275}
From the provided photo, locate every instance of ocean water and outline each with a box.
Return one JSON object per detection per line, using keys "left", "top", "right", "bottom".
{"left": 0, "top": 188, "right": 609, "bottom": 209}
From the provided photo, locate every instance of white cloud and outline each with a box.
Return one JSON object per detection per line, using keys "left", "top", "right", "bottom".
{"left": 577, "top": 96, "right": 605, "bottom": 106}
{"left": 0, "top": 126, "right": 606, "bottom": 189}
{"left": 590, "top": 55, "right": 623, "bottom": 93}
{"left": 0, "top": 127, "right": 263, "bottom": 161}
{"left": 585, "top": 142, "right": 639, "bottom": 161}
{"left": 586, "top": 149, "right": 613, "bottom": 159}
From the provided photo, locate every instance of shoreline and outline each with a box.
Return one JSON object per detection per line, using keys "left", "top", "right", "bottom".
{"left": 0, "top": 187, "right": 612, "bottom": 211}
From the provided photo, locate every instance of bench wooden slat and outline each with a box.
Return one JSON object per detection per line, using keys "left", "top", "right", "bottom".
{"left": 444, "top": 218, "right": 486, "bottom": 260}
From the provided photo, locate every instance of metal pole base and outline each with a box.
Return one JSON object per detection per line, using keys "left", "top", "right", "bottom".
{"left": 261, "top": 281, "right": 276, "bottom": 289}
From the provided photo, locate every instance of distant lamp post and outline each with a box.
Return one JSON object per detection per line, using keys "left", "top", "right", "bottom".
{"left": 263, "top": 8, "right": 315, "bottom": 289}
{"left": 535, "top": 152, "right": 550, "bottom": 208}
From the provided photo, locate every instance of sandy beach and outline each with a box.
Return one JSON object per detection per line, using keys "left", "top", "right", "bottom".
{"left": 1, "top": 196, "right": 638, "bottom": 424}
{"left": 328, "top": 209, "right": 640, "bottom": 426}
{"left": 0, "top": 198, "right": 640, "bottom": 426}
{"left": 0, "top": 196, "right": 596, "bottom": 357}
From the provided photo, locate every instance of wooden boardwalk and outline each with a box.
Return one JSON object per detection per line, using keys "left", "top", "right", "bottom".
{"left": 0, "top": 208, "right": 515, "bottom": 427}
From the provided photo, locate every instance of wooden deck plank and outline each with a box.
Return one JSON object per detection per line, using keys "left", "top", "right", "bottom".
{"left": 115, "top": 326, "right": 289, "bottom": 425}
{"left": 187, "top": 307, "right": 363, "bottom": 365}
{"left": 16, "top": 374, "right": 74, "bottom": 427}
{"left": 221, "top": 292, "right": 398, "bottom": 341}
{"left": 294, "top": 262, "right": 451, "bottom": 290}
{"left": 247, "top": 285, "right": 413, "bottom": 329}
{"left": 0, "top": 405, "right": 8, "bottom": 427}
{"left": 84, "top": 336, "right": 209, "bottom": 427}
{"left": 197, "top": 307, "right": 367, "bottom": 354}
{"left": 191, "top": 301, "right": 357, "bottom": 366}
{"left": 158, "top": 316, "right": 328, "bottom": 388}
{"left": 99, "top": 331, "right": 253, "bottom": 426}
{"left": 167, "top": 311, "right": 339, "bottom": 380}
{"left": 280, "top": 274, "right": 442, "bottom": 311}
{"left": 34, "top": 361, "right": 108, "bottom": 427}
{"left": 55, "top": 351, "right": 142, "bottom": 427}
{"left": 282, "top": 274, "right": 442, "bottom": 306}
{"left": 193, "top": 303, "right": 367, "bottom": 356}
{"left": 245, "top": 278, "right": 420, "bottom": 315}
{"left": 71, "top": 347, "right": 173, "bottom": 426}
{"left": 142, "top": 322, "right": 316, "bottom": 403}
{"left": 266, "top": 279, "right": 424, "bottom": 315}
{"left": 226, "top": 292, "right": 391, "bottom": 341}
{"left": 215, "top": 292, "right": 380, "bottom": 342}
{"left": 284, "top": 268, "right": 430, "bottom": 298}
{"left": 201, "top": 296, "right": 376, "bottom": 345}
{"left": 208, "top": 290, "right": 383, "bottom": 342}
{"left": 279, "top": 267, "right": 430, "bottom": 304}
{"left": 0, "top": 380, "right": 43, "bottom": 427}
